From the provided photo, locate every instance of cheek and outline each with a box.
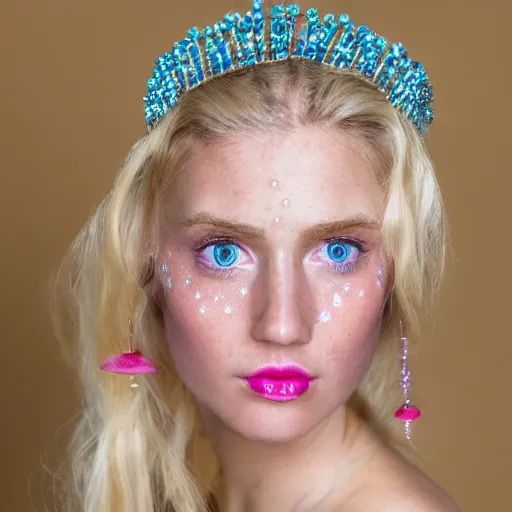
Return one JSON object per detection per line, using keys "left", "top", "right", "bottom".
{"left": 157, "top": 260, "right": 251, "bottom": 383}
{"left": 314, "top": 266, "right": 386, "bottom": 380}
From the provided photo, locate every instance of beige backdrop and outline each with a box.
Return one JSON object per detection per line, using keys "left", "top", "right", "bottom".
{"left": 1, "top": 0, "right": 510, "bottom": 510}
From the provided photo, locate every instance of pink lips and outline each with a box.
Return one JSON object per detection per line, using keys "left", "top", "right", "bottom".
{"left": 243, "top": 365, "right": 314, "bottom": 402}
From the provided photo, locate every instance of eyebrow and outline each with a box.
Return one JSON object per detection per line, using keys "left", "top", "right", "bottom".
{"left": 181, "top": 212, "right": 381, "bottom": 241}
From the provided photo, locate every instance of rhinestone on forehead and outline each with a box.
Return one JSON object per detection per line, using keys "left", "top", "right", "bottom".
{"left": 144, "top": 1, "right": 433, "bottom": 134}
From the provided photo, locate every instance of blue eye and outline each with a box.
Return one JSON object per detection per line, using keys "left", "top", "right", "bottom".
{"left": 316, "top": 239, "right": 361, "bottom": 274}
{"left": 196, "top": 238, "right": 254, "bottom": 274}
{"left": 213, "top": 244, "right": 238, "bottom": 267}
{"left": 327, "top": 241, "right": 349, "bottom": 263}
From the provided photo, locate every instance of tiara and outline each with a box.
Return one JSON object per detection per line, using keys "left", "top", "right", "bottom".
{"left": 144, "top": 1, "right": 433, "bottom": 134}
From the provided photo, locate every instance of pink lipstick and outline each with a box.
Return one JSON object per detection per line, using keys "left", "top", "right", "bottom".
{"left": 242, "top": 365, "right": 314, "bottom": 402}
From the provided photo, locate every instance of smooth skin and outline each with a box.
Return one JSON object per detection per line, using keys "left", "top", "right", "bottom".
{"left": 156, "top": 126, "right": 460, "bottom": 511}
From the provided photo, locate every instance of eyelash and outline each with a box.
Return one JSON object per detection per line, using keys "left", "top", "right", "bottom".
{"left": 193, "top": 236, "right": 368, "bottom": 275}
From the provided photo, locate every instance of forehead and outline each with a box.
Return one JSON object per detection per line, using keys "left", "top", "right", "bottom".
{"left": 167, "top": 125, "right": 385, "bottom": 226}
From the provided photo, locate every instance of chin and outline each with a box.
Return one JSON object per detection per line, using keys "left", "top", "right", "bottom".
{"left": 222, "top": 399, "right": 328, "bottom": 444}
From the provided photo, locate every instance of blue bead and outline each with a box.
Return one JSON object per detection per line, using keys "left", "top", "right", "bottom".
{"left": 338, "top": 14, "right": 350, "bottom": 25}
{"left": 288, "top": 4, "right": 300, "bottom": 16}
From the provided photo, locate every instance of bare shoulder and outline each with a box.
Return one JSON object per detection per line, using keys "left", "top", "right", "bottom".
{"left": 366, "top": 480, "right": 461, "bottom": 512}
{"left": 336, "top": 438, "right": 460, "bottom": 512}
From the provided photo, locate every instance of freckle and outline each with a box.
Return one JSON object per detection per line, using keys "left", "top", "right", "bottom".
{"left": 161, "top": 263, "right": 168, "bottom": 273}
{"left": 184, "top": 277, "right": 193, "bottom": 287}
{"left": 271, "top": 179, "right": 278, "bottom": 188}
{"left": 359, "top": 289, "right": 365, "bottom": 297}
{"left": 343, "top": 283, "right": 351, "bottom": 293}
{"left": 224, "top": 305, "right": 232, "bottom": 314}
{"left": 199, "top": 305, "right": 206, "bottom": 314}
{"left": 333, "top": 293, "right": 342, "bottom": 308}
{"left": 166, "top": 277, "right": 172, "bottom": 290}
{"left": 240, "top": 287, "right": 248, "bottom": 296}
{"left": 282, "top": 198, "right": 290, "bottom": 208}
{"left": 195, "top": 291, "right": 201, "bottom": 299}
{"left": 318, "top": 310, "right": 331, "bottom": 324}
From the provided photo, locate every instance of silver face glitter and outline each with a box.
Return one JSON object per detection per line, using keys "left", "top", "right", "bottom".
{"left": 240, "top": 287, "right": 248, "bottom": 296}
{"left": 195, "top": 291, "right": 201, "bottom": 299}
{"left": 333, "top": 293, "right": 342, "bottom": 308}
{"left": 199, "top": 305, "right": 206, "bottom": 314}
{"left": 271, "top": 179, "right": 278, "bottom": 188}
{"left": 166, "top": 277, "right": 173, "bottom": 290}
{"left": 343, "top": 283, "right": 351, "bottom": 293}
{"left": 275, "top": 217, "right": 280, "bottom": 223}
{"left": 224, "top": 305, "right": 232, "bottom": 314}
{"left": 162, "top": 263, "right": 169, "bottom": 273}
{"left": 184, "top": 277, "right": 193, "bottom": 287}
{"left": 318, "top": 310, "right": 331, "bottom": 324}
{"left": 377, "top": 265, "right": 383, "bottom": 288}
{"left": 359, "top": 289, "right": 365, "bottom": 297}
{"left": 282, "top": 198, "right": 290, "bottom": 208}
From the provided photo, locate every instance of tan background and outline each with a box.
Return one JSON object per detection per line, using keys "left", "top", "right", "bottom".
{"left": 1, "top": 0, "right": 510, "bottom": 510}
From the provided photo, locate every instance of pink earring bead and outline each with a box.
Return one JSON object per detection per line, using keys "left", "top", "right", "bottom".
{"left": 99, "top": 351, "right": 158, "bottom": 374}
{"left": 394, "top": 405, "right": 421, "bottom": 422}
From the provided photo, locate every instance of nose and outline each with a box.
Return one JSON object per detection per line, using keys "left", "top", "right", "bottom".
{"left": 250, "top": 251, "right": 314, "bottom": 346}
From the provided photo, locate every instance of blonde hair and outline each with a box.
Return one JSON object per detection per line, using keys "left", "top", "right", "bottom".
{"left": 51, "top": 59, "right": 445, "bottom": 512}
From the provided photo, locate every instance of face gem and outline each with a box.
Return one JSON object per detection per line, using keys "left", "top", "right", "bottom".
{"left": 376, "top": 265, "right": 383, "bottom": 289}
{"left": 333, "top": 293, "right": 342, "bottom": 308}
{"left": 275, "top": 217, "right": 280, "bottom": 223}
{"left": 318, "top": 310, "right": 331, "bottom": 324}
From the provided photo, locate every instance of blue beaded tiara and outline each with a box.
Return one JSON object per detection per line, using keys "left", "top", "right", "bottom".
{"left": 144, "top": 1, "right": 433, "bottom": 134}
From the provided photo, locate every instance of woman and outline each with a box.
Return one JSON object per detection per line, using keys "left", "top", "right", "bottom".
{"left": 52, "top": 2, "right": 460, "bottom": 510}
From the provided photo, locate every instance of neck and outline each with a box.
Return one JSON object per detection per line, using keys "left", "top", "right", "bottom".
{"left": 206, "top": 407, "right": 373, "bottom": 512}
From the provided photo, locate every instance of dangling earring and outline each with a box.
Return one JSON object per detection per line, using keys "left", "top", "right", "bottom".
{"left": 99, "top": 320, "right": 158, "bottom": 385}
{"left": 394, "top": 322, "right": 421, "bottom": 439}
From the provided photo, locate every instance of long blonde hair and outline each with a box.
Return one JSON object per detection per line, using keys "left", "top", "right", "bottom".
{"left": 51, "top": 59, "right": 445, "bottom": 511}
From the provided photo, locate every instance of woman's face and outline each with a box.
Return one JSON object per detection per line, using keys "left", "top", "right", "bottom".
{"left": 157, "top": 125, "right": 388, "bottom": 442}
